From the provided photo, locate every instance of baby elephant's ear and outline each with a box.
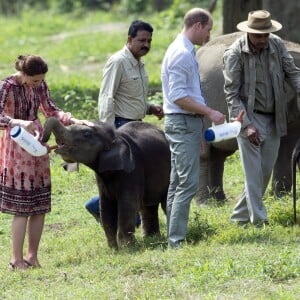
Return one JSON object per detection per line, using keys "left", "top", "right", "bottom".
{"left": 98, "top": 137, "right": 135, "bottom": 173}
{"left": 97, "top": 123, "right": 116, "bottom": 151}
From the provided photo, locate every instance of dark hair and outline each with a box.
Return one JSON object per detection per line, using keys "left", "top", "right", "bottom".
{"left": 184, "top": 8, "right": 211, "bottom": 28}
{"left": 15, "top": 55, "right": 48, "bottom": 76}
{"left": 128, "top": 20, "right": 153, "bottom": 38}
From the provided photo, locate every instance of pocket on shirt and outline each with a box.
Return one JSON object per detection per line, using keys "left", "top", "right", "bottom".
{"left": 123, "top": 75, "right": 147, "bottom": 95}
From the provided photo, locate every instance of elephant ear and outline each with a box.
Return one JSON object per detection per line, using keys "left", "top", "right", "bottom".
{"left": 97, "top": 136, "right": 135, "bottom": 173}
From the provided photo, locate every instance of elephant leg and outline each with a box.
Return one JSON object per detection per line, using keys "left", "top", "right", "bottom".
{"left": 101, "top": 197, "right": 118, "bottom": 249}
{"left": 116, "top": 197, "right": 137, "bottom": 248}
{"left": 208, "top": 148, "right": 235, "bottom": 202}
{"left": 272, "top": 135, "right": 297, "bottom": 197}
{"left": 140, "top": 204, "right": 160, "bottom": 236}
{"left": 195, "top": 158, "right": 210, "bottom": 205}
{"left": 160, "top": 198, "right": 167, "bottom": 216}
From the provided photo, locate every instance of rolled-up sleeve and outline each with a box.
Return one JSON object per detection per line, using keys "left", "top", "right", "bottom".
{"left": 168, "top": 55, "right": 189, "bottom": 102}
{"left": 39, "top": 81, "right": 72, "bottom": 126}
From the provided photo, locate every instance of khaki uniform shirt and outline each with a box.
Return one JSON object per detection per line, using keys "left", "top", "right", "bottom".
{"left": 98, "top": 46, "right": 149, "bottom": 124}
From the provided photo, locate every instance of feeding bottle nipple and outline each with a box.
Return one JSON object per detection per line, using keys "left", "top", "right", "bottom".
{"left": 10, "top": 126, "right": 48, "bottom": 157}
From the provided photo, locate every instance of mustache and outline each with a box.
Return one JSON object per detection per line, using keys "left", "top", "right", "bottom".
{"left": 141, "top": 47, "right": 149, "bottom": 51}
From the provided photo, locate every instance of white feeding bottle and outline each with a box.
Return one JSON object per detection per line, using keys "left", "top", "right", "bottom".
{"left": 10, "top": 126, "right": 48, "bottom": 157}
{"left": 204, "top": 111, "right": 244, "bottom": 143}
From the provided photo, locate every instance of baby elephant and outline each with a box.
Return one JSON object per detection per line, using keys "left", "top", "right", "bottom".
{"left": 292, "top": 139, "right": 300, "bottom": 222}
{"left": 42, "top": 118, "right": 170, "bottom": 249}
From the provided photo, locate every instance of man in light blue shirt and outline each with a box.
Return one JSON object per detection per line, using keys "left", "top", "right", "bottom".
{"left": 161, "top": 8, "right": 225, "bottom": 248}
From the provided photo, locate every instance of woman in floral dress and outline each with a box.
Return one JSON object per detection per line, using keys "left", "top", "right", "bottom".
{"left": 0, "top": 54, "right": 90, "bottom": 270}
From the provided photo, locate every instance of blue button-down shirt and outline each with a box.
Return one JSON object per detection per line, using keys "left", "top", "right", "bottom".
{"left": 161, "top": 34, "right": 206, "bottom": 114}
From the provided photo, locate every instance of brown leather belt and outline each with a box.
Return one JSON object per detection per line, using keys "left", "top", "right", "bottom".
{"left": 115, "top": 116, "right": 141, "bottom": 122}
{"left": 253, "top": 109, "right": 274, "bottom": 116}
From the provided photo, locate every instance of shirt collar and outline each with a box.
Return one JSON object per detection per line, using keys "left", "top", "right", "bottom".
{"left": 177, "top": 33, "right": 196, "bottom": 55}
{"left": 123, "top": 45, "right": 144, "bottom": 67}
{"left": 241, "top": 34, "right": 270, "bottom": 54}
{"left": 247, "top": 36, "right": 269, "bottom": 54}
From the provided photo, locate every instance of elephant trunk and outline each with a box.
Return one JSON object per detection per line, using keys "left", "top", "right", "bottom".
{"left": 42, "top": 117, "right": 66, "bottom": 143}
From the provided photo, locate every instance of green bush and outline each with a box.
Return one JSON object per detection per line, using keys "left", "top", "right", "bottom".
{"left": 50, "top": 85, "right": 99, "bottom": 120}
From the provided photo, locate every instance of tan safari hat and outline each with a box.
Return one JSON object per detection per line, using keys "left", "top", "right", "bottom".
{"left": 237, "top": 10, "right": 282, "bottom": 34}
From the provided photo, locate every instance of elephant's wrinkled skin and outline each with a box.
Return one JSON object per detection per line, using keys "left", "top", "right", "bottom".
{"left": 196, "top": 32, "right": 300, "bottom": 203}
{"left": 42, "top": 118, "right": 171, "bottom": 249}
{"left": 292, "top": 139, "right": 300, "bottom": 222}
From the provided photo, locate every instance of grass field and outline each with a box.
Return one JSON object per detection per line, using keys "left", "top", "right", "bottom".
{"left": 0, "top": 5, "right": 300, "bottom": 300}
{"left": 1, "top": 148, "right": 300, "bottom": 299}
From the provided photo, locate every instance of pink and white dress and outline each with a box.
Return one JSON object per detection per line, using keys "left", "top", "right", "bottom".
{"left": 0, "top": 75, "right": 72, "bottom": 216}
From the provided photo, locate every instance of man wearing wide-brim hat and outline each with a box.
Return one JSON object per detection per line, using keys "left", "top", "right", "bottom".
{"left": 223, "top": 10, "right": 300, "bottom": 227}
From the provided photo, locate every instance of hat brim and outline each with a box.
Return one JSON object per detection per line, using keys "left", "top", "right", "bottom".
{"left": 237, "top": 20, "right": 282, "bottom": 33}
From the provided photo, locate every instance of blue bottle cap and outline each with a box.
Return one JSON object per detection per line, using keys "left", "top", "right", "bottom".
{"left": 204, "top": 129, "right": 215, "bottom": 141}
{"left": 10, "top": 126, "right": 21, "bottom": 138}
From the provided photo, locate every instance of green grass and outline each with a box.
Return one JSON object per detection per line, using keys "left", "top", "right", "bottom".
{"left": 1, "top": 152, "right": 300, "bottom": 299}
{"left": 0, "top": 3, "right": 223, "bottom": 120}
{"left": 1, "top": 5, "right": 300, "bottom": 299}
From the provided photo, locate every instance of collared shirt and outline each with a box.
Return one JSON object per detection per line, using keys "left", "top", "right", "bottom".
{"left": 98, "top": 46, "right": 149, "bottom": 124}
{"left": 249, "top": 41, "right": 275, "bottom": 113}
{"left": 161, "top": 34, "right": 206, "bottom": 114}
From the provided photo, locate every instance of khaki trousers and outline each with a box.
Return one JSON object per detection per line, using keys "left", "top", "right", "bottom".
{"left": 231, "top": 113, "right": 280, "bottom": 224}
{"left": 164, "top": 114, "right": 203, "bottom": 247}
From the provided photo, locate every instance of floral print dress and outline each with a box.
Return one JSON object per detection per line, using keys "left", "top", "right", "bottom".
{"left": 0, "top": 75, "right": 72, "bottom": 216}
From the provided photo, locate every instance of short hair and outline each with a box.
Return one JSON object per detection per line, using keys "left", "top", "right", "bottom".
{"left": 15, "top": 55, "right": 48, "bottom": 76}
{"left": 128, "top": 20, "right": 153, "bottom": 38}
{"left": 183, "top": 8, "right": 212, "bottom": 28}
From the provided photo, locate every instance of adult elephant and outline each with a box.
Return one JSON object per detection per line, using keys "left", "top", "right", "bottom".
{"left": 196, "top": 32, "right": 300, "bottom": 203}
{"left": 42, "top": 118, "right": 170, "bottom": 249}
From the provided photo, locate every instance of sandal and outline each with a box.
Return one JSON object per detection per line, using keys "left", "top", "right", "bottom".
{"left": 24, "top": 259, "right": 41, "bottom": 268}
{"left": 23, "top": 259, "right": 33, "bottom": 268}
{"left": 8, "top": 262, "right": 28, "bottom": 271}
{"left": 9, "top": 262, "right": 16, "bottom": 271}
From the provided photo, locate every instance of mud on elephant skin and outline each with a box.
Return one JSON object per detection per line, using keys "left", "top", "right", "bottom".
{"left": 42, "top": 118, "right": 171, "bottom": 249}
{"left": 196, "top": 32, "right": 300, "bottom": 203}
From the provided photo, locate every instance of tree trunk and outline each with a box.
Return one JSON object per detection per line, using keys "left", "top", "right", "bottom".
{"left": 263, "top": 0, "right": 300, "bottom": 43}
{"left": 222, "top": 0, "right": 262, "bottom": 34}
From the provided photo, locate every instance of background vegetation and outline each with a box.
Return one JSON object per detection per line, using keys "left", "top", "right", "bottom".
{"left": 0, "top": 2, "right": 300, "bottom": 299}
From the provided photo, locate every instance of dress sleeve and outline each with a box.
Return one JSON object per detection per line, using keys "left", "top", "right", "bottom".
{"left": 0, "top": 80, "right": 13, "bottom": 129}
{"left": 39, "top": 81, "right": 72, "bottom": 126}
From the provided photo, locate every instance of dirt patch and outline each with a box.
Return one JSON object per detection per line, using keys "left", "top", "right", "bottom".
{"left": 48, "top": 22, "right": 126, "bottom": 42}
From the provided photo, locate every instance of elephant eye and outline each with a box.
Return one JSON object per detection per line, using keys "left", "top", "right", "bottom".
{"left": 82, "top": 130, "right": 92, "bottom": 138}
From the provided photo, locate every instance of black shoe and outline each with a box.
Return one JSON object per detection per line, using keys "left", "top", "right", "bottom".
{"left": 255, "top": 220, "right": 269, "bottom": 228}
